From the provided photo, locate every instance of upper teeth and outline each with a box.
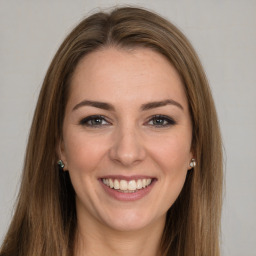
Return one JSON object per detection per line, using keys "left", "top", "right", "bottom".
{"left": 102, "top": 178, "right": 152, "bottom": 191}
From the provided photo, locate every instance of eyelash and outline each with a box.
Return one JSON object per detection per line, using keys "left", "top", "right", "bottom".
{"left": 79, "top": 115, "right": 110, "bottom": 127}
{"left": 79, "top": 115, "right": 176, "bottom": 128}
{"left": 146, "top": 115, "right": 176, "bottom": 127}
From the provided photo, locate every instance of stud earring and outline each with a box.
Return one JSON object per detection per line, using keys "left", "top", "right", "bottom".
{"left": 189, "top": 158, "right": 196, "bottom": 168}
{"left": 57, "top": 160, "right": 65, "bottom": 170}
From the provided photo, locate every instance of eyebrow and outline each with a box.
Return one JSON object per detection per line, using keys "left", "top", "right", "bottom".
{"left": 72, "top": 100, "right": 115, "bottom": 111}
{"left": 72, "top": 99, "right": 183, "bottom": 112}
{"left": 141, "top": 99, "right": 183, "bottom": 111}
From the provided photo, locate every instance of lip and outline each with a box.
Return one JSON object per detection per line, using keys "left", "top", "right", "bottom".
{"left": 100, "top": 175, "right": 156, "bottom": 181}
{"left": 99, "top": 176, "right": 157, "bottom": 201}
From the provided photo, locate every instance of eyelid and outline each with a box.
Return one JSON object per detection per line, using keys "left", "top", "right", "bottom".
{"left": 145, "top": 114, "right": 176, "bottom": 127}
{"left": 78, "top": 114, "right": 176, "bottom": 128}
{"left": 79, "top": 115, "right": 111, "bottom": 127}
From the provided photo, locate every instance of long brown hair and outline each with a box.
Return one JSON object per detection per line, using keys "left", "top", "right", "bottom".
{"left": 0, "top": 6, "right": 223, "bottom": 256}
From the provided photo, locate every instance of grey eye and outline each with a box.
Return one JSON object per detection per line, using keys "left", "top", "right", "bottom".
{"left": 148, "top": 115, "right": 176, "bottom": 127}
{"left": 79, "top": 115, "right": 109, "bottom": 126}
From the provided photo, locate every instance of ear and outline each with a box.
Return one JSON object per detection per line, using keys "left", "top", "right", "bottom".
{"left": 57, "top": 139, "right": 68, "bottom": 171}
{"left": 188, "top": 150, "right": 197, "bottom": 170}
{"left": 187, "top": 147, "right": 196, "bottom": 170}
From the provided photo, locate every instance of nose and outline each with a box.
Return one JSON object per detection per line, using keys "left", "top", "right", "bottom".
{"left": 109, "top": 125, "right": 146, "bottom": 167}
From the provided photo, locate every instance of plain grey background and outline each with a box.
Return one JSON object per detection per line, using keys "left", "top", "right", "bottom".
{"left": 0, "top": 1, "right": 255, "bottom": 255}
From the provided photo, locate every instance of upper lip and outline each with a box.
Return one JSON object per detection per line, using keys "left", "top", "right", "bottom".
{"left": 99, "top": 175, "right": 156, "bottom": 181}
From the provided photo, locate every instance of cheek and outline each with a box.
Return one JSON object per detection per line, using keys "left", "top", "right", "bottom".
{"left": 63, "top": 131, "right": 108, "bottom": 174}
{"left": 62, "top": 133, "right": 110, "bottom": 203}
{"left": 149, "top": 134, "right": 191, "bottom": 209}
{"left": 148, "top": 132, "right": 192, "bottom": 172}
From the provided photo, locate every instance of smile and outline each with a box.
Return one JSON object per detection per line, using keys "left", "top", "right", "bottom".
{"left": 102, "top": 178, "right": 152, "bottom": 193}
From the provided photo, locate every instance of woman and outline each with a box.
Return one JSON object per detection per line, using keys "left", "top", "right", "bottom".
{"left": 0, "top": 6, "right": 223, "bottom": 256}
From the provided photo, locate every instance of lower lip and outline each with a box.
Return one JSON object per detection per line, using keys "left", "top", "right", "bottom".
{"left": 100, "top": 179, "right": 156, "bottom": 201}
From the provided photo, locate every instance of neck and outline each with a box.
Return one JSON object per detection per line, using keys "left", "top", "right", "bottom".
{"left": 74, "top": 213, "right": 165, "bottom": 256}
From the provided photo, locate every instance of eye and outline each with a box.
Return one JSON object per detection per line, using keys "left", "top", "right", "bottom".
{"left": 147, "top": 115, "right": 176, "bottom": 127}
{"left": 79, "top": 115, "right": 110, "bottom": 127}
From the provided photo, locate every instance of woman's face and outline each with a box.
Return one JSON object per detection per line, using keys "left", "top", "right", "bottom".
{"left": 60, "top": 47, "right": 193, "bottom": 232}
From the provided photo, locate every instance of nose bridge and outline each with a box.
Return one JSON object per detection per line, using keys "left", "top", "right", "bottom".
{"left": 109, "top": 121, "right": 145, "bottom": 166}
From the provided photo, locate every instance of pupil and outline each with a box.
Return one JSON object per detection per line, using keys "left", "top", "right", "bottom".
{"left": 154, "top": 118, "right": 163, "bottom": 125}
{"left": 93, "top": 118, "right": 102, "bottom": 124}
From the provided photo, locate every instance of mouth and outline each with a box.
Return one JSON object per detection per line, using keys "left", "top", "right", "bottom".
{"left": 101, "top": 177, "right": 154, "bottom": 193}
{"left": 99, "top": 175, "right": 157, "bottom": 201}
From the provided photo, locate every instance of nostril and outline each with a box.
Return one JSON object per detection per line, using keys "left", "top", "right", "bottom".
{"left": 109, "top": 133, "right": 146, "bottom": 166}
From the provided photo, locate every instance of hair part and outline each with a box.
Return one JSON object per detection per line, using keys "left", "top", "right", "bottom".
{"left": 1, "top": 7, "right": 223, "bottom": 256}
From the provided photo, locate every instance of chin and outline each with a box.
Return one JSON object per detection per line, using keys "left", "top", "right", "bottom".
{"left": 100, "top": 208, "right": 164, "bottom": 232}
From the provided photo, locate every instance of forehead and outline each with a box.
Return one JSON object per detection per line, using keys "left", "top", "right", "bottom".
{"left": 68, "top": 47, "right": 188, "bottom": 109}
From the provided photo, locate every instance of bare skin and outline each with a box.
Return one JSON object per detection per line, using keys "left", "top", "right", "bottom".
{"left": 75, "top": 210, "right": 164, "bottom": 256}
{"left": 60, "top": 47, "right": 193, "bottom": 255}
